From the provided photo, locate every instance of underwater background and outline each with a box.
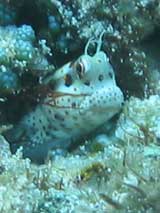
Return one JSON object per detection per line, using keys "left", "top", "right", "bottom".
{"left": 0, "top": 0, "right": 160, "bottom": 212}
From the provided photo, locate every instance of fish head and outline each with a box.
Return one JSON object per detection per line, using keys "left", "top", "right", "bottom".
{"left": 6, "top": 33, "right": 124, "bottom": 163}
{"left": 44, "top": 48, "right": 124, "bottom": 123}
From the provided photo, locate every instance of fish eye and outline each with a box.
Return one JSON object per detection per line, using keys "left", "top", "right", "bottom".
{"left": 75, "top": 62, "right": 85, "bottom": 79}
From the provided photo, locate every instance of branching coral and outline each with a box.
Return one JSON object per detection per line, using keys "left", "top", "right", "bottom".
{"left": 0, "top": 24, "right": 53, "bottom": 96}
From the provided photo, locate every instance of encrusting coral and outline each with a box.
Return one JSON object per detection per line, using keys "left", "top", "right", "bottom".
{"left": 0, "top": 122, "right": 160, "bottom": 213}
{"left": 116, "top": 95, "right": 160, "bottom": 145}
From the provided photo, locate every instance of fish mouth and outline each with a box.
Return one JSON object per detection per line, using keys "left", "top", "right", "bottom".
{"left": 46, "top": 91, "right": 89, "bottom": 98}
{"left": 43, "top": 91, "right": 90, "bottom": 109}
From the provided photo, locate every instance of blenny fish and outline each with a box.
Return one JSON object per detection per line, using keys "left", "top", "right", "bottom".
{"left": 5, "top": 33, "right": 124, "bottom": 162}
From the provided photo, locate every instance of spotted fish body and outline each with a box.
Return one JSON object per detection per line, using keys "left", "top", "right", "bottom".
{"left": 6, "top": 34, "right": 124, "bottom": 162}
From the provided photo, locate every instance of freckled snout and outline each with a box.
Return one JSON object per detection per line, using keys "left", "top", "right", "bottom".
{"left": 79, "top": 87, "right": 124, "bottom": 114}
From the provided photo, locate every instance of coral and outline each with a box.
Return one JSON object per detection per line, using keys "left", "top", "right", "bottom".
{"left": 0, "top": 94, "right": 160, "bottom": 213}
{"left": 45, "top": 0, "right": 160, "bottom": 96}
{"left": 0, "top": 24, "right": 52, "bottom": 74}
{"left": 0, "top": 136, "right": 42, "bottom": 213}
{"left": 0, "top": 0, "right": 159, "bottom": 123}
{"left": 1, "top": 0, "right": 159, "bottom": 97}
{"left": 0, "top": 24, "right": 53, "bottom": 97}
{"left": 0, "top": 24, "right": 55, "bottom": 125}
{"left": 0, "top": 1, "right": 159, "bottom": 212}
{"left": 116, "top": 95, "right": 160, "bottom": 144}
{"left": 0, "top": 133, "right": 160, "bottom": 212}
{"left": 50, "top": 0, "right": 160, "bottom": 44}
{"left": 0, "top": 66, "right": 20, "bottom": 94}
